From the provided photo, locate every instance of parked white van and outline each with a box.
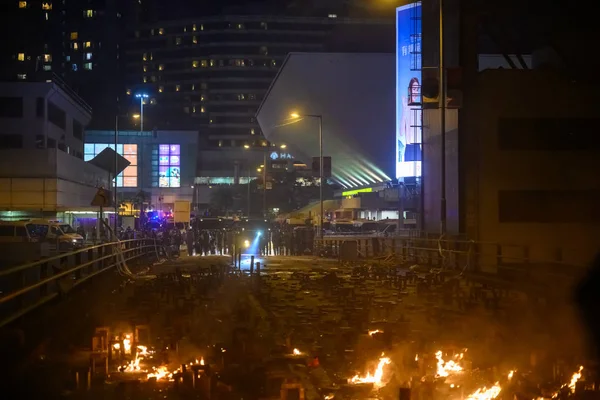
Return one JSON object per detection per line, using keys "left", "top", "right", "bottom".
{"left": 0, "top": 219, "right": 85, "bottom": 251}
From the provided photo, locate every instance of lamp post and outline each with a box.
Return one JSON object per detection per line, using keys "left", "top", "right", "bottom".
{"left": 290, "top": 113, "right": 324, "bottom": 239}
{"left": 135, "top": 93, "right": 149, "bottom": 131}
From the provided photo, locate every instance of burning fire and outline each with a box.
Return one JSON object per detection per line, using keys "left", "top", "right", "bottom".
{"left": 435, "top": 350, "right": 464, "bottom": 378}
{"left": 349, "top": 355, "right": 391, "bottom": 388}
{"left": 466, "top": 383, "right": 502, "bottom": 400}
{"left": 368, "top": 329, "right": 383, "bottom": 336}
{"left": 567, "top": 366, "right": 583, "bottom": 393}
{"left": 293, "top": 348, "right": 302, "bottom": 355}
{"left": 147, "top": 365, "right": 173, "bottom": 381}
{"left": 551, "top": 366, "right": 584, "bottom": 398}
{"left": 508, "top": 370, "right": 515, "bottom": 380}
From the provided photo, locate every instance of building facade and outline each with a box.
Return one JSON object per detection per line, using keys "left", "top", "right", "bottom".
{"left": 0, "top": 81, "right": 110, "bottom": 223}
{"left": 0, "top": 80, "right": 91, "bottom": 157}
{"left": 85, "top": 129, "right": 198, "bottom": 212}
{"left": 2, "top": 0, "right": 125, "bottom": 127}
{"left": 122, "top": 14, "right": 393, "bottom": 148}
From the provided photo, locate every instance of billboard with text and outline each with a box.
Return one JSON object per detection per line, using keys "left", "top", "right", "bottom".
{"left": 396, "top": 2, "right": 422, "bottom": 179}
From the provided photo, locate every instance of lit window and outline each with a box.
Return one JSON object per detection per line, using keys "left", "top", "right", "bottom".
{"left": 149, "top": 53, "right": 153, "bottom": 61}
{"left": 158, "top": 86, "right": 164, "bottom": 93}
{"left": 143, "top": 65, "right": 147, "bottom": 72}
{"left": 158, "top": 28, "right": 164, "bottom": 35}
{"left": 250, "top": 129, "right": 255, "bottom": 135}
{"left": 45, "top": 12, "right": 48, "bottom": 20}
{"left": 191, "top": 84, "right": 195, "bottom": 91}
{"left": 192, "top": 60, "right": 198, "bottom": 68}
{"left": 192, "top": 106, "right": 196, "bottom": 113}
{"left": 150, "top": 98, "right": 156, "bottom": 105}
{"left": 84, "top": 9, "right": 94, "bottom": 17}
{"left": 183, "top": 26, "right": 187, "bottom": 32}
{"left": 65, "top": 55, "right": 70, "bottom": 61}
{"left": 17, "top": 73, "right": 26, "bottom": 80}
{"left": 200, "top": 95, "right": 205, "bottom": 101}
{"left": 201, "top": 60, "right": 207, "bottom": 67}
{"left": 328, "top": 14, "right": 337, "bottom": 18}
{"left": 85, "top": 52, "right": 92, "bottom": 60}
{"left": 192, "top": 36, "right": 197, "bottom": 44}
{"left": 143, "top": 76, "right": 147, "bottom": 83}
{"left": 210, "top": 59, "right": 214, "bottom": 67}
{"left": 271, "top": 60, "right": 277, "bottom": 67}
{"left": 236, "top": 23, "right": 244, "bottom": 29}
{"left": 238, "top": 94, "right": 245, "bottom": 101}
{"left": 201, "top": 106, "right": 205, "bottom": 113}
{"left": 72, "top": 64, "right": 78, "bottom": 71}
{"left": 175, "top": 85, "right": 180, "bottom": 92}
{"left": 142, "top": 53, "right": 147, "bottom": 61}
{"left": 41, "top": 2, "right": 52, "bottom": 10}
{"left": 43, "top": 65, "right": 51, "bottom": 71}
{"left": 175, "top": 37, "right": 182, "bottom": 45}
{"left": 43, "top": 54, "right": 52, "bottom": 62}
{"left": 72, "top": 42, "right": 78, "bottom": 50}
{"left": 200, "top": 24, "right": 204, "bottom": 31}
{"left": 218, "top": 140, "right": 223, "bottom": 147}
{"left": 70, "top": 32, "right": 78, "bottom": 40}
{"left": 18, "top": 1, "right": 27, "bottom": 8}
{"left": 84, "top": 62, "right": 92, "bottom": 70}
{"left": 192, "top": 24, "right": 197, "bottom": 31}
{"left": 158, "top": 64, "right": 164, "bottom": 71}
{"left": 126, "top": 89, "right": 132, "bottom": 95}
{"left": 84, "top": 41, "right": 91, "bottom": 48}
{"left": 17, "top": 53, "right": 25, "bottom": 61}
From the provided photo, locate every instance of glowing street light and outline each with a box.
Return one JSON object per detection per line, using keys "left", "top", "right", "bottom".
{"left": 132, "top": 114, "right": 140, "bottom": 119}
{"left": 280, "top": 144, "right": 287, "bottom": 149}
{"left": 243, "top": 144, "right": 250, "bottom": 149}
{"left": 288, "top": 110, "right": 324, "bottom": 239}
{"left": 257, "top": 168, "right": 262, "bottom": 172}
{"left": 135, "top": 93, "right": 149, "bottom": 131}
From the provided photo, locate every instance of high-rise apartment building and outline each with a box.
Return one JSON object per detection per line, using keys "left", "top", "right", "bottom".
{"left": 123, "top": 14, "right": 393, "bottom": 151}
{"left": 1, "top": 0, "right": 125, "bottom": 127}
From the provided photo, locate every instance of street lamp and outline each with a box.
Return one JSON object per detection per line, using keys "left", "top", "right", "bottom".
{"left": 135, "top": 93, "right": 149, "bottom": 131}
{"left": 243, "top": 144, "right": 250, "bottom": 149}
{"left": 289, "top": 112, "right": 324, "bottom": 239}
{"left": 280, "top": 144, "right": 287, "bottom": 149}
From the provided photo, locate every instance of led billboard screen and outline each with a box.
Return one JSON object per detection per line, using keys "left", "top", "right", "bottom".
{"left": 158, "top": 144, "right": 181, "bottom": 188}
{"left": 84, "top": 143, "right": 138, "bottom": 187}
{"left": 396, "top": 2, "right": 422, "bottom": 179}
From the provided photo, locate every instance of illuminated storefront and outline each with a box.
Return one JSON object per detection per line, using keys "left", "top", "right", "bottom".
{"left": 157, "top": 144, "right": 181, "bottom": 188}
{"left": 84, "top": 143, "right": 138, "bottom": 187}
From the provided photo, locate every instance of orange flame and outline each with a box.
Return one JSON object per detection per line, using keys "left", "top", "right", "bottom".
{"left": 368, "top": 329, "right": 383, "bottom": 336}
{"left": 349, "top": 356, "right": 391, "bottom": 388}
{"left": 435, "top": 350, "right": 463, "bottom": 378}
{"left": 466, "top": 383, "right": 502, "bottom": 400}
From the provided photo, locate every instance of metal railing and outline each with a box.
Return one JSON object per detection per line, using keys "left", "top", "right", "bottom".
{"left": 314, "top": 235, "right": 589, "bottom": 283}
{"left": 0, "top": 239, "right": 158, "bottom": 328}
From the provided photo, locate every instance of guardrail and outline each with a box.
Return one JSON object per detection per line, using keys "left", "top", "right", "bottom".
{"left": 0, "top": 239, "right": 158, "bottom": 328}
{"left": 314, "top": 235, "right": 589, "bottom": 279}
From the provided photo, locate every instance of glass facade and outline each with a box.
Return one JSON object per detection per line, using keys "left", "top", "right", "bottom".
{"left": 156, "top": 144, "right": 181, "bottom": 188}
{"left": 84, "top": 143, "right": 138, "bottom": 187}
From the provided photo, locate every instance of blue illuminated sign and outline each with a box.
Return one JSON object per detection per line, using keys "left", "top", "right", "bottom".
{"left": 396, "top": 2, "right": 422, "bottom": 179}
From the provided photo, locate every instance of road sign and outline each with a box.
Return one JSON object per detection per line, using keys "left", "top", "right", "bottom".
{"left": 91, "top": 187, "right": 112, "bottom": 207}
